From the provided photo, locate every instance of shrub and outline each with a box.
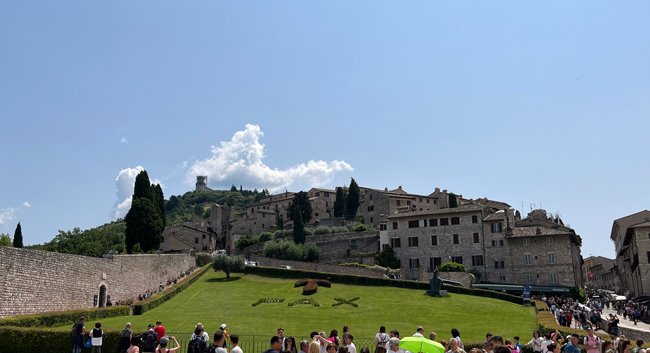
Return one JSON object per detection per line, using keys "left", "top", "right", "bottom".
{"left": 0, "top": 306, "right": 129, "bottom": 328}
{"left": 195, "top": 252, "right": 213, "bottom": 266}
{"left": 263, "top": 240, "right": 320, "bottom": 262}
{"left": 331, "top": 226, "right": 349, "bottom": 234}
{"left": 0, "top": 326, "right": 122, "bottom": 353}
{"left": 351, "top": 223, "right": 368, "bottom": 232}
{"left": 259, "top": 232, "right": 274, "bottom": 242}
{"left": 304, "top": 228, "right": 314, "bottom": 236}
{"left": 313, "top": 226, "right": 332, "bottom": 235}
{"left": 236, "top": 235, "right": 260, "bottom": 251}
{"left": 133, "top": 265, "right": 210, "bottom": 315}
{"left": 304, "top": 243, "right": 320, "bottom": 262}
{"left": 439, "top": 261, "right": 466, "bottom": 272}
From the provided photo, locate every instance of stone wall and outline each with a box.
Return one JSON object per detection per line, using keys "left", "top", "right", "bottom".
{"left": 0, "top": 247, "right": 195, "bottom": 318}
{"left": 248, "top": 256, "right": 389, "bottom": 278}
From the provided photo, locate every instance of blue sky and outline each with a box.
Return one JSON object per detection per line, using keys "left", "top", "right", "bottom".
{"left": 1, "top": 2, "right": 648, "bottom": 258}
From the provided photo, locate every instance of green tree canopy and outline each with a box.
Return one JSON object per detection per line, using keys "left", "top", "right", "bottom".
{"left": 345, "top": 178, "right": 360, "bottom": 219}
{"left": 439, "top": 261, "right": 465, "bottom": 272}
{"left": 0, "top": 233, "right": 12, "bottom": 247}
{"left": 292, "top": 205, "right": 306, "bottom": 244}
{"left": 125, "top": 197, "right": 164, "bottom": 253}
{"left": 212, "top": 254, "right": 245, "bottom": 278}
{"left": 13, "top": 222, "right": 23, "bottom": 248}
{"left": 333, "top": 187, "right": 345, "bottom": 218}
{"left": 288, "top": 191, "right": 312, "bottom": 224}
{"left": 375, "top": 247, "right": 400, "bottom": 269}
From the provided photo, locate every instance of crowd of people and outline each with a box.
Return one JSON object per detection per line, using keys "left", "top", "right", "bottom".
{"left": 70, "top": 309, "right": 649, "bottom": 353}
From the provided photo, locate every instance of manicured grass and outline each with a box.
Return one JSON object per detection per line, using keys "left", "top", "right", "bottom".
{"left": 94, "top": 271, "right": 537, "bottom": 343}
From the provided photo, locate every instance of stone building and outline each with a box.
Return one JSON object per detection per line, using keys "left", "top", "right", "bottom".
{"left": 583, "top": 256, "right": 620, "bottom": 292}
{"left": 611, "top": 210, "right": 650, "bottom": 297}
{"left": 160, "top": 216, "right": 218, "bottom": 253}
{"left": 380, "top": 206, "right": 584, "bottom": 288}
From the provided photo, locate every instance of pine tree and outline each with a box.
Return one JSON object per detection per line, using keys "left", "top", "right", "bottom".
{"left": 345, "top": 178, "right": 360, "bottom": 220}
{"left": 13, "top": 222, "right": 23, "bottom": 248}
{"left": 288, "top": 191, "right": 313, "bottom": 224}
{"left": 333, "top": 187, "right": 346, "bottom": 218}
{"left": 292, "top": 205, "right": 306, "bottom": 244}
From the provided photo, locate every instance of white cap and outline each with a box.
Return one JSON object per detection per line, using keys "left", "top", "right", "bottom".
{"left": 220, "top": 323, "right": 227, "bottom": 329}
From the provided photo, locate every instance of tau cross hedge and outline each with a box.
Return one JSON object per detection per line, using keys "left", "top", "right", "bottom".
{"left": 294, "top": 278, "right": 331, "bottom": 295}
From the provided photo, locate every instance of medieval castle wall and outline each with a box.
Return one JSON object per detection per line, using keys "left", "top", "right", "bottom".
{"left": 0, "top": 247, "right": 194, "bottom": 318}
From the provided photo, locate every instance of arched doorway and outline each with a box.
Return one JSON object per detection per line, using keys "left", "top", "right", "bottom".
{"left": 98, "top": 285, "right": 107, "bottom": 308}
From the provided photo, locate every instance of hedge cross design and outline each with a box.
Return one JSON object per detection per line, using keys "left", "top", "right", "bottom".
{"left": 294, "top": 279, "right": 332, "bottom": 295}
{"left": 332, "top": 297, "right": 360, "bottom": 307}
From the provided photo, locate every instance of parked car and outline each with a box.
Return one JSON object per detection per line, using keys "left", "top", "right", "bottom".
{"left": 279, "top": 265, "right": 292, "bottom": 270}
{"left": 245, "top": 260, "right": 260, "bottom": 267}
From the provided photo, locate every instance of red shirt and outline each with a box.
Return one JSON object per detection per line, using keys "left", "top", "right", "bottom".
{"left": 154, "top": 325, "right": 165, "bottom": 342}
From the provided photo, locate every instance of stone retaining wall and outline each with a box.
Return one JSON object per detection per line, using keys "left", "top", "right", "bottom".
{"left": 248, "top": 256, "right": 389, "bottom": 278}
{"left": 0, "top": 247, "right": 194, "bottom": 318}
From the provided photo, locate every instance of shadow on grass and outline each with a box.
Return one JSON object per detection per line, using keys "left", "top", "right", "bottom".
{"left": 207, "top": 276, "right": 242, "bottom": 282}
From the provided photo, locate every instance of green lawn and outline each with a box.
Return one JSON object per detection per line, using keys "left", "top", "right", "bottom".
{"left": 96, "top": 271, "right": 537, "bottom": 343}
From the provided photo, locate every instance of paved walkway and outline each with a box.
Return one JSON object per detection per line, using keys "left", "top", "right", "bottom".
{"left": 602, "top": 307, "right": 650, "bottom": 333}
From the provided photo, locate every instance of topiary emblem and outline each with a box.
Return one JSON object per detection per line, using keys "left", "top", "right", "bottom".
{"left": 294, "top": 278, "right": 331, "bottom": 295}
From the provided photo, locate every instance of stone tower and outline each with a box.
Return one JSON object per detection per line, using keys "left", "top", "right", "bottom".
{"left": 196, "top": 176, "right": 208, "bottom": 192}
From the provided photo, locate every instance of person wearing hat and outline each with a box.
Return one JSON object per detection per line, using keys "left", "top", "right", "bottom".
{"left": 564, "top": 335, "right": 581, "bottom": 353}
{"left": 142, "top": 324, "right": 159, "bottom": 353}
{"left": 219, "top": 323, "right": 230, "bottom": 349}
{"left": 156, "top": 336, "right": 180, "bottom": 353}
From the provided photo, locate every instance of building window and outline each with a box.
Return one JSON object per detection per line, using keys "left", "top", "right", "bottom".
{"left": 491, "top": 223, "right": 503, "bottom": 233}
{"left": 494, "top": 260, "right": 505, "bottom": 269}
{"left": 549, "top": 272, "right": 558, "bottom": 284}
{"left": 491, "top": 239, "right": 504, "bottom": 247}
{"left": 547, "top": 237, "right": 554, "bottom": 245}
{"left": 324, "top": 192, "right": 330, "bottom": 197}
{"left": 390, "top": 238, "right": 401, "bottom": 248}
{"left": 409, "top": 258, "right": 420, "bottom": 269}
{"left": 396, "top": 200, "right": 401, "bottom": 206}
{"left": 370, "top": 217, "right": 374, "bottom": 223}
{"left": 426, "top": 199, "right": 430, "bottom": 204}
{"left": 523, "top": 238, "right": 530, "bottom": 247}
{"left": 406, "top": 200, "right": 411, "bottom": 206}
{"left": 195, "top": 238, "right": 199, "bottom": 244}
{"left": 525, "top": 274, "right": 534, "bottom": 284}
{"left": 408, "top": 220, "right": 420, "bottom": 228}
{"left": 350, "top": 239, "right": 358, "bottom": 249}
{"left": 473, "top": 233, "right": 480, "bottom": 243}
{"left": 380, "top": 224, "right": 387, "bottom": 231}
{"left": 524, "top": 253, "right": 532, "bottom": 265}
{"left": 429, "top": 257, "right": 442, "bottom": 271}
{"left": 547, "top": 252, "right": 556, "bottom": 264}
{"left": 472, "top": 215, "right": 478, "bottom": 223}
{"left": 408, "top": 237, "right": 419, "bottom": 247}
{"left": 392, "top": 222, "right": 398, "bottom": 230}
{"left": 367, "top": 205, "right": 374, "bottom": 211}
{"left": 647, "top": 251, "right": 650, "bottom": 263}
{"left": 451, "top": 256, "right": 463, "bottom": 264}
{"left": 451, "top": 217, "right": 460, "bottom": 225}
{"left": 423, "top": 219, "right": 428, "bottom": 227}
{"left": 430, "top": 219, "right": 438, "bottom": 227}
{"left": 431, "top": 235, "right": 438, "bottom": 246}
{"left": 499, "top": 275, "right": 506, "bottom": 281}
{"left": 453, "top": 234, "right": 459, "bottom": 245}
{"left": 440, "top": 218, "right": 449, "bottom": 226}
{"left": 472, "top": 255, "right": 484, "bottom": 266}
{"left": 433, "top": 198, "right": 438, "bottom": 204}
{"left": 161, "top": 237, "right": 165, "bottom": 243}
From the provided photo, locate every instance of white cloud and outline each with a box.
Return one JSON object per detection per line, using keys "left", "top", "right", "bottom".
{"left": 186, "top": 124, "right": 353, "bottom": 192}
{"left": 0, "top": 207, "right": 16, "bottom": 225}
{"left": 22, "top": 202, "right": 31, "bottom": 208}
{"left": 112, "top": 166, "right": 145, "bottom": 219}
{"left": 120, "top": 136, "right": 128, "bottom": 144}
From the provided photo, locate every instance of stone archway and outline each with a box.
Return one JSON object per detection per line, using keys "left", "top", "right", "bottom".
{"left": 98, "top": 285, "right": 107, "bottom": 308}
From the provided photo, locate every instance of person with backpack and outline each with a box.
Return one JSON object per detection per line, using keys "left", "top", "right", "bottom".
{"left": 375, "top": 326, "right": 389, "bottom": 353}
{"left": 142, "top": 324, "right": 159, "bottom": 353}
{"left": 584, "top": 328, "right": 602, "bottom": 353}
{"left": 156, "top": 336, "right": 180, "bottom": 353}
{"left": 188, "top": 327, "right": 208, "bottom": 353}
{"left": 90, "top": 322, "right": 104, "bottom": 353}
{"left": 72, "top": 317, "right": 86, "bottom": 353}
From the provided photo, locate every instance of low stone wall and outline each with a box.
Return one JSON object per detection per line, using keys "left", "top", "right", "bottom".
{"left": 437, "top": 272, "right": 474, "bottom": 287}
{"left": 0, "top": 247, "right": 194, "bottom": 318}
{"left": 248, "top": 256, "right": 389, "bottom": 278}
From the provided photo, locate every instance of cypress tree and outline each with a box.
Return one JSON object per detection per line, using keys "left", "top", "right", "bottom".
{"left": 333, "top": 187, "right": 346, "bottom": 218}
{"left": 345, "top": 178, "right": 360, "bottom": 220}
{"left": 125, "top": 170, "right": 165, "bottom": 253}
{"left": 13, "top": 222, "right": 23, "bottom": 248}
{"left": 153, "top": 184, "right": 166, "bottom": 227}
{"left": 288, "top": 191, "right": 313, "bottom": 224}
{"left": 292, "top": 205, "right": 305, "bottom": 244}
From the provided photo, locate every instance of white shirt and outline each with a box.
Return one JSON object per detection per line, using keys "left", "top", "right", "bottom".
{"left": 413, "top": 333, "right": 424, "bottom": 338}
{"left": 346, "top": 343, "right": 357, "bottom": 353}
{"left": 232, "top": 345, "right": 244, "bottom": 353}
{"left": 91, "top": 329, "right": 103, "bottom": 346}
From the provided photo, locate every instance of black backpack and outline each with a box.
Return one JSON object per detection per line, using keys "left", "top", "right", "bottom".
{"left": 143, "top": 331, "right": 158, "bottom": 351}
{"left": 188, "top": 336, "right": 206, "bottom": 353}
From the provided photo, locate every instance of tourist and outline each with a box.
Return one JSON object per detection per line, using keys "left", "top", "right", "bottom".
{"left": 387, "top": 338, "right": 404, "bottom": 353}
{"left": 156, "top": 336, "right": 180, "bottom": 353}
{"left": 585, "top": 328, "right": 602, "bottom": 353}
{"left": 339, "top": 347, "right": 349, "bottom": 353}
{"left": 329, "top": 330, "right": 341, "bottom": 347}
{"left": 71, "top": 316, "right": 86, "bottom": 353}
{"left": 327, "top": 343, "right": 338, "bottom": 353}
{"left": 609, "top": 314, "right": 620, "bottom": 336}
{"left": 375, "top": 326, "right": 389, "bottom": 353}
{"left": 128, "top": 336, "right": 142, "bottom": 353}
{"left": 446, "top": 338, "right": 460, "bottom": 353}
{"left": 527, "top": 331, "right": 543, "bottom": 353}
{"left": 483, "top": 333, "right": 494, "bottom": 352}
{"left": 360, "top": 348, "right": 370, "bottom": 353}
{"left": 632, "top": 340, "right": 646, "bottom": 353}
{"left": 621, "top": 341, "right": 633, "bottom": 353}
{"left": 142, "top": 324, "right": 159, "bottom": 353}
{"left": 451, "top": 329, "right": 464, "bottom": 350}
{"left": 603, "top": 341, "right": 615, "bottom": 353}
{"left": 547, "top": 343, "right": 560, "bottom": 353}
{"left": 188, "top": 327, "right": 208, "bottom": 353}
{"left": 429, "top": 333, "right": 437, "bottom": 341}
{"left": 309, "top": 341, "right": 322, "bottom": 353}
{"left": 219, "top": 324, "right": 230, "bottom": 349}
{"left": 343, "top": 325, "right": 350, "bottom": 336}
{"left": 119, "top": 322, "right": 133, "bottom": 353}
{"left": 286, "top": 337, "right": 298, "bottom": 353}
{"left": 513, "top": 337, "right": 523, "bottom": 353}
{"left": 385, "top": 331, "right": 400, "bottom": 351}
{"left": 343, "top": 334, "right": 357, "bottom": 353}
{"left": 231, "top": 335, "right": 243, "bottom": 353}
{"left": 155, "top": 321, "right": 166, "bottom": 343}
{"left": 278, "top": 328, "right": 287, "bottom": 351}
{"left": 300, "top": 340, "right": 310, "bottom": 353}
{"left": 563, "top": 334, "right": 581, "bottom": 353}
{"left": 90, "top": 322, "right": 104, "bottom": 353}
{"left": 192, "top": 323, "right": 210, "bottom": 342}
{"left": 263, "top": 336, "right": 284, "bottom": 353}
{"left": 209, "top": 331, "right": 228, "bottom": 353}
{"left": 413, "top": 327, "right": 425, "bottom": 338}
